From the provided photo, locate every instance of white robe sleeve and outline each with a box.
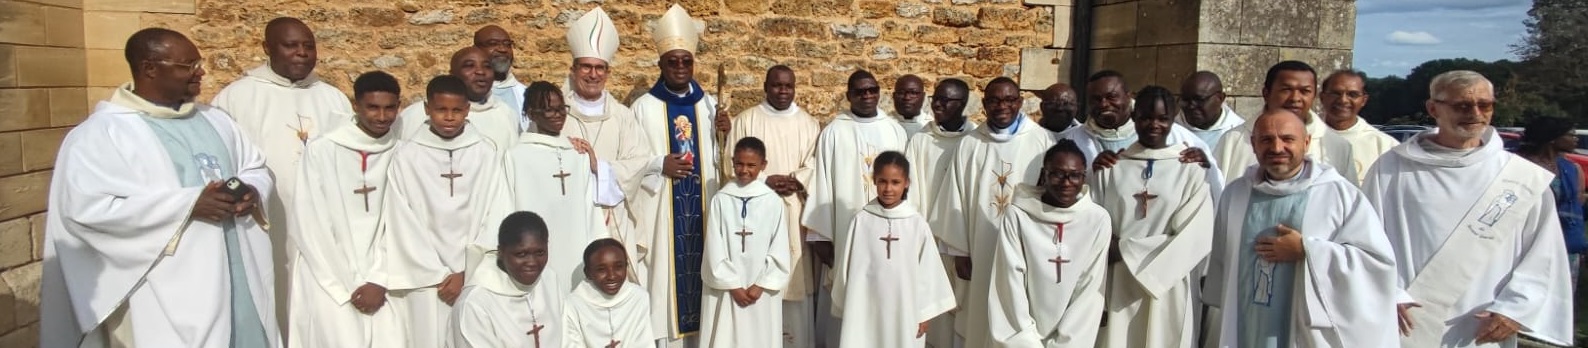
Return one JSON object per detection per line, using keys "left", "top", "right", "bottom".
{"left": 702, "top": 196, "right": 743, "bottom": 291}
{"left": 289, "top": 144, "right": 356, "bottom": 302}
{"left": 801, "top": 129, "right": 841, "bottom": 241}
{"left": 757, "top": 208, "right": 794, "bottom": 290}
{"left": 912, "top": 222, "right": 957, "bottom": 323}
{"left": 447, "top": 289, "right": 498, "bottom": 348}
{"left": 1486, "top": 191, "right": 1574, "bottom": 345}
{"left": 560, "top": 302, "right": 586, "bottom": 348}
{"left": 987, "top": 215, "right": 1042, "bottom": 347}
{"left": 1294, "top": 189, "right": 1399, "bottom": 346}
{"left": 1123, "top": 177, "right": 1215, "bottom": 298}
{"left": 930, "top": 146, "right": 972, "bottom": 256}
{"left": 381, "top": 154, "right": 447, "bottom": 290}
{"left": 592, "top": 159, "right": 624, "bottom": 207}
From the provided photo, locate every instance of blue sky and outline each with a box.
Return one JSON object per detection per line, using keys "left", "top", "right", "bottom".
{"left": 1353, "top": 0, "right": 1532, "bottom": 77}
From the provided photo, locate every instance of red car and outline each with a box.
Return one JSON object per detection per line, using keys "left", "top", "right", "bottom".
{"left": 1498, "top": 131, "right": 1588, "bottom": 170}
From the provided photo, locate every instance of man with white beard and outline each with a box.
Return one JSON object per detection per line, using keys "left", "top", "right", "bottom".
{"left": 473, "top": 25, "right": 530, "bottom": 132}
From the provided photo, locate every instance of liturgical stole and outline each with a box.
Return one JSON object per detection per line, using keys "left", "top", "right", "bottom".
{"left": 648, "top": 79, "right": 708, "bottom": 334}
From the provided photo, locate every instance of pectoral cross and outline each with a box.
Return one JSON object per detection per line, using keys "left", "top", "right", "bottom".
{"left": 441, "top": 170, "right": 463, "bottom": 197}
{"left": 1048, "top": 254, "right": 1070, "bottom": 283}
{"left": 353, "top": 184, "right": 377, "bottom": 212}
{"left": 606, "top": 339, "right": 621, "bottom": 348}
{"left": 735, "top": 228, "right": 754, "bottom": 253}
{"left": 526, "top": 323, "right": 544, "bottom": 348}
{"left": 880, "top": 233, "right": 900, "bottom": 259}
{"left": 1133, "top": 190, "right": 1158, "bottom": 219}
{"left": 552, "top": 169, "right": 571, "bottom": 195}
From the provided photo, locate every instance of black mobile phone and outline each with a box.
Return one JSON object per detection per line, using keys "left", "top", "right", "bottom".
{"left": 222, "top": 177, "right": 250, "bottom": 201}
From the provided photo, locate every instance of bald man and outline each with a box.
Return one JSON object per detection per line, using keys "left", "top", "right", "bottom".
{"left": 1177, "top": 71, "right": 1244, "bottom": 151}
{"left": 43, "top": 27, "right": 279, "bottom": 347}
{"left": 211, "top": 17, "right": 353, "bottom": 334}
{"left": 1038, "top": 83, "right": 1080, "bottom": 132}
{"left": 396, "top": 47, "right": 520, "bottom": 148}
{"left": 473, "top": 25, "right": 530, "bottom": 130}
{"left": 1204, "top": 109, "right": 1397, "bottom": 347}
{"left": 894, "top": 74, "right": 932, "bottom": 135}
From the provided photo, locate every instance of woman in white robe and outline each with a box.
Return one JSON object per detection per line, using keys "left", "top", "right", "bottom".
{"left": 563, "top": 238, "right": 657, "bottom": 348}
{"left": 449, "top": 212, "right": 565, "bottom": 348}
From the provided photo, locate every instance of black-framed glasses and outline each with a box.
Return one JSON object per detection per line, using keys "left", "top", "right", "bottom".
{"left": 932, "top": 96, "right": 966, "bottom": 105}
{"left": 1432, "top": 99, "right": 1495, "bottom": 113}
{"left": 1178, "top": 95, "right": 1217, "bottom": 108}
{"left": 478, "top": 39, "right": 514, "bottom": 49}
{"left": 850, "top": 87, "right": 881, "bottom": 95}
{"left": 1045, "top": 170, "right": 1086, "bottom": 183}
{"left": 526, "top": 105, "right": 571, "bottom": 117}
{"left": 986, "top": 97, "right": 1022, "bottom": 107}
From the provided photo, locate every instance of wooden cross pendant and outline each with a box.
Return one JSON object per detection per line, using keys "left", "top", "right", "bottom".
{"left": 880, "top": 234, "right": 900, "bottom": 259}
{"left": 1133, "top": 190, "right": 1158, "bottom": 219}
{"left": 606, "top": 339, "right": 621, "bottom": 348}
{"left": 552, "top": 169, "right": 572, "bottom": 196}
{"left": 526, "top": 323, "right": 544, "bottom": 348}
{"left": 441, "top": 170, "right": 463, "bottom": 197}
{"left": 1048, "top": 254, "right": 1070, "bottom": 283}
{"left": 352, "top": 184, "right": 377, "bottom": 212}
{"left": 735, "top": 228, "right": 753, "bottom": 253}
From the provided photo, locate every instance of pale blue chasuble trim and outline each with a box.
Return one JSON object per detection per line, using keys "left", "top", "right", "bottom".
{"left": 1235, "top": 186, "right": 1309, "bottom": 348}
{"left": 141, "top": 114, "right": 270, "bottom": 348}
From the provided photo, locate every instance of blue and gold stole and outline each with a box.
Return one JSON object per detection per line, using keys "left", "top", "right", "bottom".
{"left": 647, "top": 79, "right": 707, "bottom": 334}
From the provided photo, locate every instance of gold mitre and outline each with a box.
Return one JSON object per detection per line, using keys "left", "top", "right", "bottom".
{"left": 566, "top": 6, "right": 620, "bottom": 63}
{"left": 651, "top": 4, "right": 704, "bottom": 55}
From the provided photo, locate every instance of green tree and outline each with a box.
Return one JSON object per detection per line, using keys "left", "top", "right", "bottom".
{"left": 1514, "top": 0, "right": 1588, "bottom": 125}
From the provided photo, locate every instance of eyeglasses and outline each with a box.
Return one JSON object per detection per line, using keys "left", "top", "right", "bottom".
{"left": 932, "top": 96, "right": 966, "bottom": 105}
{"left": 1178, "top": 95, "right": 1217, "bottom": 108}
{"left": 1432, "top": 99, "right": 1496, "bottom": 113}
{"left": 1045, "top": 170, "right": 1086, "bottom": 183}
{"left": 986, "top": 97, "right": 1023, "bottom": 107}
{"left": 1321, "top": 90, "right": 1365, "bottom": 99}
{"left": 527, "top": 105, "right": 571, "bottom": 117}
{"left": 478, "top": 39, "right": 514, "bottom": 49}
{"left": 574, "top": 63, "right": 609, "bottom": 75}
{"left": 894, "top": 90, "right": 924, "bottom": 97}
{"left": 850, "top": 87, "right": 880, "bottom": 96}
{"left": 154, "top": 58, "right": 204, "bottom": 72}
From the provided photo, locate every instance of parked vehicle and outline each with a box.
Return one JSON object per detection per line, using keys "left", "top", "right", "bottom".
{"left": 1498, "top": 131, "right": 1588, "bottom": 169}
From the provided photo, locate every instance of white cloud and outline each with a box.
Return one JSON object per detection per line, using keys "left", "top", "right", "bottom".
{"left": 1386, "top": 31, "right": 1444, "bottom": 45}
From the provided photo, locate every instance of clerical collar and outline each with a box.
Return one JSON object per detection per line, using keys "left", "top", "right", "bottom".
{"left": 109, "top": 82, "right": 196, "bottom": 119}
{"left": 849, "top": 110, "right": 887, "bottom": 123}
{"left": 667, "top": 83, "right": 693, "bottom": 98}
{"left": 572, "top": 92, "right": 606, "bottom": 116}
{"left": 245, "top": 64, "right": 317, "bottom": 89}
{"left": 1253, "top": 160, "right": 1321, "bottom": 196}
{"left": 989, "top": 113, "right": 1025, "bottom": 135}
{"left": 938, "top": 119, "right": 969, "bottom": 132}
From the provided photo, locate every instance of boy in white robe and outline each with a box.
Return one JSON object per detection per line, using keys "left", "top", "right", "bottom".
{"left": 1364, "top": 71, "right": 1572, "bottom": 347}
{"left": 832, "top": 151, "right": 957, "bottom": 348}
{"left": 449, "top": 212, "right": 565, "bottom": 348}
{"left": 716, "top": 65, "right": 822, "bottom": 348}
{"left": 564, "top": 239, "right": 658, "bottom": 348}
{"left": 986, "top": 140, "right": 1112, "bottom": 348}
{"left": 396, "top": 47, "right": 520, "bottom": 149}
{"left": 40, "top": 29, "right": 279, "bottom": 347}
{"left": 383, "top": 75, "right": 514, "bottom": 348}
{"left": 1090, "top": 87, "right": 1215, "bottom": 348}
{"left": 1204, "top": 110, "right": 1398, "bottom": 347}
{"left": 286, "top": 71, "right": 405, "bottom": 348}
{"left": 506, "top": 81, "right": 624, "bottom": 292}
{"left": 701, "top": 137, "right": 795, "bottom": 348}
{"left": 904, "top": 78, "right": 977, "bottom": 348}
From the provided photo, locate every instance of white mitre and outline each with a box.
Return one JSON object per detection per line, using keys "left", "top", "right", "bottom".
{"left": 567, "top": 6, "right": 620, "bottom": 63}
{"left": 652, "top": 4, "right": 704, "bottom": 55}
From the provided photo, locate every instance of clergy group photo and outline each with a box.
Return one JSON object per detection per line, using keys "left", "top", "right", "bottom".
{"left": 31, "top": 3, "right": 1582, "bottom": 348}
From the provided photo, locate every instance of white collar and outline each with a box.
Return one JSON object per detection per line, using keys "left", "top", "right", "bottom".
{"left": 245, "top": 64, "right": 319, "bottom": 89}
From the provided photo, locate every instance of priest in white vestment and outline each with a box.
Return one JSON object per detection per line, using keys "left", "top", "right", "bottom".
{"left": 1204, "top": 110, "right": 1398, "bottom": 347}
{"left": 802, "top": 70, "right": 911, "bottom": 347}
{"left": 700, "top": 138, "right": 794, "bottom": 347}
{"left": 396, "top": 47, "right": 520, "bottom": 150}
{"left": 1176, "top": 71, "right": 1245, "bottom": 151}
{"left": 1212, "top": 61, "right": 1356, "bottom": 185}
{"left": 286, "top": 72, "right": 405, "bottom": 348}
{"left": 716, "top": 65, "right": 823, "bottom": 348}
{"left": 1363, "top": 71, "right": 1572, "bottom": 347}
{"left": 627, "top": 5, "right": 725, "bottom": 343}
{"left": 986, "top": 141, "right": 1112, "bottom": 348}
{"left": 564, "top": 239, "right": 658, "bottom": 348}
{"left": 563, "top": 7, "right": 651, "bottom": 272}
{"left": 1037, "top": 83, "right": 1081, "bottom": 133}
{"left": 383, "top": 76, "right": 515, "bottom": 348}
{"left": 449, "top": 212, "right": 564, "bottom": 348}
{"left": 905, "top": 78, "right": 979, "bottom": 348}
{"left": 1090, "top": 88, "right": 1215, "bottom": 348}
{"left": 41, "top": 29, "right": 278, "bottom": 348}
{"left": 474, "top": 25, "right": 531, "bottom": 131}
{"left": 930, "top": 78, "right": 1057, "bottom": 348}
{"left": 1321, "top": 70, "right": 1397, "bottom": 184}
{"left": 1057, "top": 71, "right": 1224, "bottom": 192}
{"left": 505, "top": 81, "right": 624, "bottom": 292}
{"left": 894, "top": 74, "right": 932, "bottom": 136}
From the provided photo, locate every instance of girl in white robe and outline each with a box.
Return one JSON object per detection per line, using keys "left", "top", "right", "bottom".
{"left": 449, "top": 212, "right": 565, "bottom": 348}
{"left": 831, "top": 151, "right": 957, "bottom": 348}
{"left": 563, "top": 238, "right": 656, "bottom": 348}
{"left": 700, "top": 137, "right": 795, "bottom": 347}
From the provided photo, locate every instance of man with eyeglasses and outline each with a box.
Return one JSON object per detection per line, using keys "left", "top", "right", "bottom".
{"left": 930, "top": 77, "right": 1058, "bottom": 348}
{"left": 894, "top": 74, "right": 932, "bottom": 136}
{"left": 212, "top": 19, "right": 353, "bottom": 325}
{"left": 1364, "top": 70, "right": 1574, "bottom": 348}
{"left": 1037, "top": 83, "right": 1081, "bottom": 133}
{"left": 562, "top": 6, "right": 651, "bottom": 251}
{"left": 1211, "top": 61, "right": 1355, "bottom": 186}
{"left": 394, "top": 47, "right": 520, "bottom": 149}
{"left": 1057, "top": 70, "right": 1216, "bottom": 182}
{"left": 473, "top": 25, "right": 530, "bottom": 131}
{"left": 1177, "top": 71, "right": 1245, "bottom": 151}
{"left": 903, "top": 78, "right": 978, "bottom": 348}
{"left": 42, "top": 27, "right": 278, "bottom": 348}
{"left": 717, "top": 65, "right": 824, "bottom": 348}
{"left": 803, "top": 69, "right": 910, "bottom": 348}
{"left": 1320, "top": 69, "right": 1397, "bottom": 184}
{"left": 503, "top": 80, "right": 623, "bottom": 293}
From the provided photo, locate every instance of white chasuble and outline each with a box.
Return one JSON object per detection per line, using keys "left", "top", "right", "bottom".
{"left": 987, "top": 189, "right": 1111, "bottom": 348}
{"left": 831, "top": 201, "right": 957, "bottom": 348}
{"left": 1363, "top": 129, "right": 1572, "bottom": 347}
{"left": 700, "top": 180, "right": 793, "bottom": 348}
{"left": 1330, "top": 118, "right": 1399, "bottom": 185}
{"left": 629, "top": 88, "right": 721, "bottom": 339}
{"left": 565, "top": 91, "right": 650, "bottom": 281}
{"left": 802, "top": 111, "right": 910, "bottom": 242}
{"left": 1057, "top": 120, "right": 1226, "bottom": 199}
{"left": 40, "top": 92, "right": 279, "bottom": 348}
{"left": 287, "top": 122, "right": 404, "bottom": 348}
{"left": 562, "top": 281, "right": 658, "bottom": 348}
{"left": 383, "top": 126, "right": 513, "bottom": 347}
{"left": 1206, "top": 162, "right": 1398, "bottom": 348}
{"left": 904, "top": 119, "right": 977, "bottom": 348}
{"left": 1176, "top": 104, "right": 1244, "bottom": 153}
{"left": 396, "top": 96, "right": 522, "bottom": 153}
{"left": 929, "top": 114, "right": 1054, "bottom": 347}
{"left": 505, "top": 132, "right": 621, "bottom": 292}
{"left": 1213, "top": 111, "right": 1355, "bottom": 186}
{"left": 1090, "top": 143, "right": 1214, "bottom": 348}
{"left": 448, "top": 253, "right": 565, "bottom": 348}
